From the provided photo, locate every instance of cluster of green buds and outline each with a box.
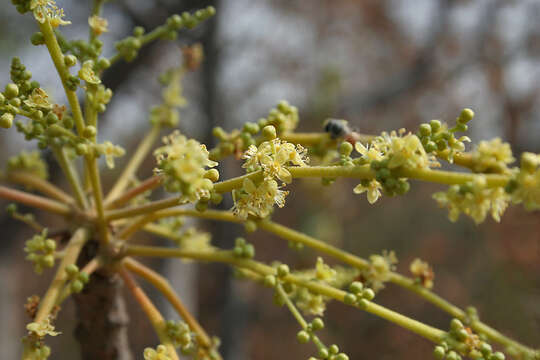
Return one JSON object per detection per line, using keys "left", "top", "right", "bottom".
{"left": 165, "top": 320, "right": 194, "bottom": 352}
{"left": 296, "top": 318, "right": 349, "bottom": 360}
{"left": 56, "top": 35, "right": 106, "bottom": 64}
{"left": 65, "top": 264, "right": 90, "bottom": 294}
{"left": 417, "top": 109, "right": 474, "bottom": 162}
{"left": 343, "top": 281, "right": 375, "bottom": 308}
{"left": 153, "top": 131, "right": 218, "bottom": 203}
{"left": 115, "top": 7, "right": 215, "bottom": 62}
{"left": 24, "top": 229, "right": 56, "bottom": 274}
{"left": 149, "top": 65, "right": 188, "bottom": 128}
{"left": 143, "top": 344, "right": 171, "bottom": 360}
{"left": 370, "top": 159, "right": 410, "bottom": 196}
{"left": 232, "top": 237, "right": 255, "bottom": 259}
{"left": 433, "top": 319, "right": 504, "bottom": 360}
{"left": 6, "top": 150, "right": 48, "bottom": 180}
{"left": 209, "top": 100, "right": 298, "bottom": 160}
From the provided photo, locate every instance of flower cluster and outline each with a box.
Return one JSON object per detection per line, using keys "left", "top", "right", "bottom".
{"left": 154, "top": 131, "right": 218, "bottom": 203}
{"left": 242, "top": 137, "right": 308, "bottom": 182}
{"left": 470, "top": 138, "right": 514, "bottom": 174}
{"left": 409, "top": 258, "right": 435, "bottom": 289}
{"left": 143, "top": 344, "right": 171, "bottom": 360}
{"left": 173, "top": 227, "right": 214, "bottom": 254}
{"left": 416, "top": 109, "right": 474, "bottom": 163}
{"left": 165, "top": 320, "right": 194, "bottom": 351}
{"left": 30, "top": 0, "right": 71, "bottom": 27}
{"left": 150, "top": 64, "right": 188, "bottom": 128}
{"left": 257, "top": 100, "right": 299, "bottom": 134}
{"left": 94, "top": 141, "right": 125, "bottom": 169}
{"left": 7, "top": 150, "right": 48, "bottom": 180}
{"left": 88, "top": 15, "right": 108, "bottom": 36}
{"left": 26, "top": 317, "right": 60, "bottom": 338}
{"left": 507, "top": 152, "right": 540, "bottom": 210}
{"left": 232, "top": 237, "right": 255, "bottom": 259}
{"left": 65, "top": 264, "right": 90, "bottom": 294}
{"left": 358, "top": 251, "right": 397, "bottom": 292}
{"left": 24, "top": 229, "right": 56, "bottom": 274}
{"left": 232, "top": 178, "right": 288, "bottom": 219}
{"left": 433, "top": 177, "right": 509, "bottom": 224}
{"left": 433, "top": 319, "right": 505, "bottom": 360}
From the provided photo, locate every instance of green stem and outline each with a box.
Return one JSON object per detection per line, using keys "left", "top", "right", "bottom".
{"left": 34, "top": 228, "right": 90, "bottom": 323}
{"left": 51, "top": 146, "right": 89, "bottom": 209}
{"left": 105, "top": 196, "right": 184, "bottom": 221}
{"left": 105, "top": 125, "right": 161, "bottom": 204}
{"left": 5, "top": 171, "right": 73, "bottom": 205}
{"left": 125, "top": 246, "right": 445, "bottom": 344}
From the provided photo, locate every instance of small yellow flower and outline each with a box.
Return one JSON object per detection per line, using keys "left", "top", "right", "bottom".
{"left": 24, "top": 88, "right": 52, "bottom": 109}
{"left": 78, "top": 61, "right": 101, "bottom": 85}
{"left": 143, "top": 345, "right": 171, "bottom": 360}
{"left": 27, "top": 317, "right": 60, "bottom": 338}
{"left": 409, "top": 258, "right": 434, "bottom": 289}
{"left": 315, "top": 257, "right": 336, "bottom": 282}
{"left": 232, "top": 178, "right": 288, "bottom": 219}
{"left": 88, "top": 15, "right": 108, "bottom": 35}
{"left": 471, "top": 138, "right": 514, "bottom": 173}
{"left": 353, "top": 179, "right": 382, "bottom": 204}
{"left": 95, "top": 141, "right": 125, "bottom": 169}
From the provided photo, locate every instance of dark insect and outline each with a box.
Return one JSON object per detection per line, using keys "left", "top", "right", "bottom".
{"left": 323, "top": 119, "right": 351, "bottom": 139}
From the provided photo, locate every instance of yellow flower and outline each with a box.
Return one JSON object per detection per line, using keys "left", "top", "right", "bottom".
{"left": 24, "top": 88, "right": 52, "bottom": 109}
{"left": 242, "top": 139, "right": 308, "bottom": 183}
{"left": 143, "top": 345, "right": 171, "bottom": 360}
{"left": 471, "top": 138, "right": 514, "bottom": 173}
{"left": 30, "top": 0, "right": 71, "bottom": 27}
{"left": 88, "top": 15, "right": 108, "bottom": 35}
{"left": 27, "top": 317, "right": 60, "bottom": 338}
{"left": 78, "top": 60, "right": 101, "bottom": 85}
{"left": 232, "top": 178, "right": 288, "bottom": 219}
{"left": 353, "top": 179, "right": 382, "bottom": 204}
{"left": 315, "top": 257, "right": 336, "bottom": 282}
{"left": 409, "top": 258, "right": 434, "bottom": 289}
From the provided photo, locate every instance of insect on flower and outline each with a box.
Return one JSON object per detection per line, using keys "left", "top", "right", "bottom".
{"left": 323, "top": 118, "right": 360, "bottom": 145}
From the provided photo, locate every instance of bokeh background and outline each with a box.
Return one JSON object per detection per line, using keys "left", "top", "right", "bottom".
{"left": 0, "top": 0, "right": 539, "bottom": 359}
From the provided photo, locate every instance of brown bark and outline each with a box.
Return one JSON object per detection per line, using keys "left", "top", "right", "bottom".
{"left": 73, "top": 270, "right": 133, "bottom": 360}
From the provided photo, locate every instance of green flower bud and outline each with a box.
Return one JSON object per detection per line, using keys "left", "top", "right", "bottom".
{"left": 520, "top": 152, "right": 538, "bottom": 173}
{"left": 456, "top": 328, "right": 469, "bottom": 341}
{"left": 349, "top": 281, "right": 363, "bottom": 294}
{"left": 0, "top": 113, "right": 14, "bottom": 129}
{"left": 204, "top": 168, "right": 220, "bottom": 182}
{"left": 71, "top": 279, "right": 84, "bottom": 293}
{"left": 97, "top": 58, "right": 111, "bottom": 70}
{"left": 430, "top": 120, "right": 441, "bottom": 132}
{"left": 65, "top": 264, "right": 79, "bottom": 276}
{"left": 358, "top": 299, "right": 369, "bottom": 309}
{"left": 133, "top": 26, "right": 145, "bottom": 37}
{"left": 450, "top": 318, "right": 464, "bottom": 331}
{"left": 195, "top": 200, "right": 208, "bottom": 212}
{"left": 433, "top": 346, "right": 446, "bottom": 360}
{"left": 30, "top": 32, "right": 45, "bottom": 46}
{"left": 46, "top": 112, "right": 59, "bottom": 125}
{"left": 455, "top": 123, "right": 468, "bottom": 132}
{"left": 79, "top": 272, "right": 90, "bottom": 284}
{"left": 83, "top": 125, "right": 96, "bottom": 138}
{"left": 362, "top": 288, "right": 375, "bottom": 300}
{"left": 262, "top": 125, "right": 277, "bottom": 140}
{"left": 243, "top": 122, "right": 260, "bottom": 135}
{"left": 458, "top": 108, "right": 474, "bottom": 124}
{"left": 263, "top": 275, "right": 276, "bottom": 288}
{"left": 446, "top": 351, "right": 460, "bottom": 360}
{"left": 0, "top": 93, "right": 5, "bottom": 103}
{"left": 42, "top": 254, "right": 55, "bottom": 268}
{"left": 311, "top": 317, "right": 324, "bottom": 331}
{"left": 233, "top": 246, "right": 244, "bottom": 257}
{"left": 329, "top": 344, "right": 339, "bottom": 354}
{"left": 335, "top": 354, "right": 349, "bottom": 360}
{"left": 425, "top": 141, "right": 437, "bottom": 153}
{"left": 244, "top": 220, "right": 257, "bottom": 233}
{"left": 168, "top": 14, "right": 183, "bottom": 29}
{"left": 210, "top": 192, "right": 223, "bottom": 205}
{"left": 296, "top": 330, "right": 310, "bottom": 344}
{"left": 6, "top": 203, "right": 17, "bottom": 215}
{"left": 64, "top": 55, "right": 77, "bottom": 67}
{"left": 243, "top": 243, "right": 255, "bottom": 258}
{"left": 9, "top": 97, "right": 21, "bottom": 107}
{"left": 318, "top": 348, "right": 329, "bottom": 359}
{"left": 419, "top": 123, "right": 432, "bottom": 137}
{"left": 76, "top": 143, "right": 88, "bottom": 155}
{"left": 479, "top": 342, "right": 492, "bottom": 355}
{"left": 276, "top": 264, "right": 289, "bottom": 277}
{"left": 44, "top": 239, "right": 56, "bottom": 251}
{"left": 339, "top": 141, "right": 353, "bottom": 156}
{"left": 212, "top": 126, "right": 228, "bottom": 140}
{"left": 344, "top": 293, "right": 357, "bottom": 305}
{"left": 5, "top": 83, "right": 19, "bottom": 99}
{"left": 489, "top": 352, "right": 505, "bottom": 360}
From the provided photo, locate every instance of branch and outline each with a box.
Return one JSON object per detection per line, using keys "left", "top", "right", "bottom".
{"left": 5, "top": 172, "right": 74, "bottom": 205}
{"left": 0, "top": 185, "right": 72, "bottom": 216}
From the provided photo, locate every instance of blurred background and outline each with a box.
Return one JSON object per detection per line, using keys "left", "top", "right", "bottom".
{"left": 0, "top": 0, "right": 539, "bottom": 359}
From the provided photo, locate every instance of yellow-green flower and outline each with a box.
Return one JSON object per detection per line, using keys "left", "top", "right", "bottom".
{"left": 24, "top": 88, "right": 52, "bottom": 109}
{"left": 143, "top": 345, "right": 171, "bottom": 360}
{"left": 471, "top": 138, "right": 514, "bottom": 173}
{"left": 95, "top": 141, "right": 125, "bottom": 169}
{"left": 353, "top": 179, "right": 382, "bottom": 204}
{"left": 88, "top": 15, "right": 108, "bottom": 35}
{"left": 78, "top": 61, "right": 101, "bottom": 85}
{"left": 27, "top": 317, "right": 60, "bottom": 338}
{"left": 232, "top": 178, "right": 288, "bottom": 219}
{"left": 242, "top": 139, "right": 308, "bottom": 183}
